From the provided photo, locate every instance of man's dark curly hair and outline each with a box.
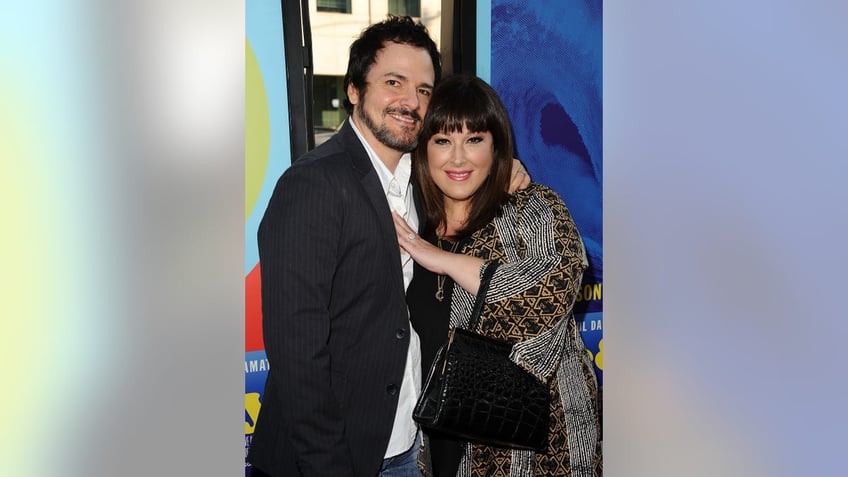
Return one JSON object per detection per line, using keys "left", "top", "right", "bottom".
{"left": 342, "top": 15, "right": 442, "bottom": 114}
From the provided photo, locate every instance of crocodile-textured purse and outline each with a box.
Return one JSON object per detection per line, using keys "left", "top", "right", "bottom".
{"left": 412, "top": 262, "right": 550, "bottom": 452}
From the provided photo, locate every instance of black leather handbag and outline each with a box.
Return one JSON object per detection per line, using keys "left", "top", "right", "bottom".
{"left": 412, "top": 262, "right": 550, "bottom": 452}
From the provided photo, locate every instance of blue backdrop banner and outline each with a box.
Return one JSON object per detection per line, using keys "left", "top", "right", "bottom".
{"left": 489, "top": 0, "right": 604, "bottom": 386}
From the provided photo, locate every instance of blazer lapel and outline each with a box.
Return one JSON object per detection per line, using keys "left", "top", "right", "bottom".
{"left": 337, "top": 122, "right": 407, "bottom": 296}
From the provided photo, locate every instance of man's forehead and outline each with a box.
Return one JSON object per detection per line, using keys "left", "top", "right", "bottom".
{"left": 370, "top": 43, "right": 435, "bottom": 79}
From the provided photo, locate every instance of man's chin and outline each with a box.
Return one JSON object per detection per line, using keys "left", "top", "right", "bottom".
{"left": 396, "top": 127, "right": 421, "bottom": 150}
{"left": 377, "top": 130, "right": 419, "bottom": 152}
{"left": 384, "top": 141, "right": 417, "bottom": 153}
{"left": 396, "top": 138, "right": 419, "bottom": 152}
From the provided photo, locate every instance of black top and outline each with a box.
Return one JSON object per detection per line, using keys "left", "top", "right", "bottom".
{"left": 407, "top": 235, "right": 466, "bottom": 477}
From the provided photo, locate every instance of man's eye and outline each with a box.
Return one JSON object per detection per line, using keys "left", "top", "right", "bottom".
{"left": 418, "top": 89, "right": 432, "bottom": 96}
{"left": 386, "top": 79, "right": 399, "bottom": 86}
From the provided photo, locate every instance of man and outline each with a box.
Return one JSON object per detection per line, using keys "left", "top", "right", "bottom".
{"left": 248, "top": 15, "right": 528, "bottom": 477}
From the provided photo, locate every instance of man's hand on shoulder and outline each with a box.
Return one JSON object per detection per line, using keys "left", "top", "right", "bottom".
{"left": 508, "top": 158, "right": 531, "bottom": 193}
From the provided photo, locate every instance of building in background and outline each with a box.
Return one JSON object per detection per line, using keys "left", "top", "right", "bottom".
{"left": 309, "top": 0, "right": 442, "bottom": 137}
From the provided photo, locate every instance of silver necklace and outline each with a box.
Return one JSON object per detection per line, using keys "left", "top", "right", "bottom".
{"left": 435, "top": 238, "right": 460, "bottom": 301}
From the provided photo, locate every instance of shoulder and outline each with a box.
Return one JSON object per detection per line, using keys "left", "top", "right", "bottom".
{"left": 512, "top": 182, "right": 566, "bottom": 211}
{"left": 292, "top": 139, "right": 349, "bottom": 171}
{"left": 289, "top": 123, "right": 371, "bottom": 175}
{"left": 507, "top": 183, "right": 581, "bottom": 234}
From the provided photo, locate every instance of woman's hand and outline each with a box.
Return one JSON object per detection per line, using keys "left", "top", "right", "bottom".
{"left": 393, "top": 212, "right": 486, "bottom": 295}
{"left": 393, "top": 212, "right": 449, "bottom": 275}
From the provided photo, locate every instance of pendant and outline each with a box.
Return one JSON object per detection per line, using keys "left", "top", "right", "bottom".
{"left": 435, "top": 290, "right": 444, "bottom": 301}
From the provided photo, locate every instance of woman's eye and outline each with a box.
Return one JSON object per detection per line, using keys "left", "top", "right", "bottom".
{"left": 433, "top": 138, "right": 449, "bottom": 145}
{"left": 468, "top": 136, "right": 484, "bottom": 144}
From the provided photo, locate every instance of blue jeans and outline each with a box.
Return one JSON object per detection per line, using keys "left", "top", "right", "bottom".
{"left": 378, "top": 435, "right": 423, "bottom": 477}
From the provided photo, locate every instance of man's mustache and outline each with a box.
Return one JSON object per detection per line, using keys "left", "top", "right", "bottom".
{"left": 384, "top": 107, "right": 421, "bottom": 122}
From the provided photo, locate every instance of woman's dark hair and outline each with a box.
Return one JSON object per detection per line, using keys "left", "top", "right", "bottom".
{"left": 343, "top": 15, "right": 442, "bottom": 114}
{"left": 413, "top": 75, "right": 515, "bottom": 240}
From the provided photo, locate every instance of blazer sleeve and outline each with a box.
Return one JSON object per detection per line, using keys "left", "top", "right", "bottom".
{"left": 258, "top": 161, "right": 354, "bottom": 475}
{"left": 484, "top": 185, "right": 587, "bottom": 383}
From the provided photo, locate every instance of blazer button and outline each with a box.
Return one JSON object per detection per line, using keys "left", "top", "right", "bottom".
{"left": 386, "top": 384, "right": 399, "bottom": 396}
{"left": 395, "top": 328, "right": 406, "bottom": 339}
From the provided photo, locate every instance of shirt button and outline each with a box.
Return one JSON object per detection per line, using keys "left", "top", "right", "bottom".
{"left": 386, "top": 384, "right": 399, "bottom": 396}
{"left": 395, "top": 328, "right": 406, "bottom": 339}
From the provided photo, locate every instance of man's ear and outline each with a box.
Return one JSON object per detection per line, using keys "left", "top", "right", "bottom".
{"left": 347, "top": 83, "right": 360, "bottom": 107}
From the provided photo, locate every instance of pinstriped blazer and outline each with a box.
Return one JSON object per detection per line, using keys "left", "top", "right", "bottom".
{"left": 248, "top": 121, "right": 416, "bottom": 477}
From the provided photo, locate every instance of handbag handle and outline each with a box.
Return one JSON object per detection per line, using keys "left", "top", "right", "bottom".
{"left": 466, "top": 261, "right": 500, "bottom": 332}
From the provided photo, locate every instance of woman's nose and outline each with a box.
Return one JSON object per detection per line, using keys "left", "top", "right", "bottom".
{"left": 451, "top": 147, "right": 465, "bottom": 165}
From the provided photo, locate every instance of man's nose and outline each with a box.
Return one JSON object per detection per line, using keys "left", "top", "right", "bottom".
{"left": 398, "top": 85, "right": 421, "bottom": 110}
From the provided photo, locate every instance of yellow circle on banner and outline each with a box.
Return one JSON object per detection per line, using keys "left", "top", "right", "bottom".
{"left": 245, "top": 38, "right": 270, "bottom": 221}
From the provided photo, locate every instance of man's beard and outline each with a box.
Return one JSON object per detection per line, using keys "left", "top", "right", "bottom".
{"left": 357, "top": 104, "right": 421, "bottom": 152}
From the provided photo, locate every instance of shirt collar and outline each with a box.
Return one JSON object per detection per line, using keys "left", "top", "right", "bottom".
{"left": 349, "top": 118, "right": 412, "bottom": 196}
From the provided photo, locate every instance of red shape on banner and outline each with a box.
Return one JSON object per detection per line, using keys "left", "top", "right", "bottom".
{"left": 246, "top": 263, "right": 265, "bottom": 352}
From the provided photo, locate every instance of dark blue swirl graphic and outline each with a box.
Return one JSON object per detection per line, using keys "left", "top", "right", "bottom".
{"left": 492, "top": 0, "right": 603, "bottom": 299}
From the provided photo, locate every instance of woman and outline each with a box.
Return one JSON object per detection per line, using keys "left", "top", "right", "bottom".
{"left": 394, "top": 75, "right": 602, "bottom": 477}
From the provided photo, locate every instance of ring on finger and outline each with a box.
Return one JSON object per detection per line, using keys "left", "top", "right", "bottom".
{"left": 407, "top": 233, "right": 415, "bottom": 241}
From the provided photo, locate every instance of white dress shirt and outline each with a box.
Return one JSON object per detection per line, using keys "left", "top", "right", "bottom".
{"left": 350, "top": 119, "right": 421, "bottom": 458}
